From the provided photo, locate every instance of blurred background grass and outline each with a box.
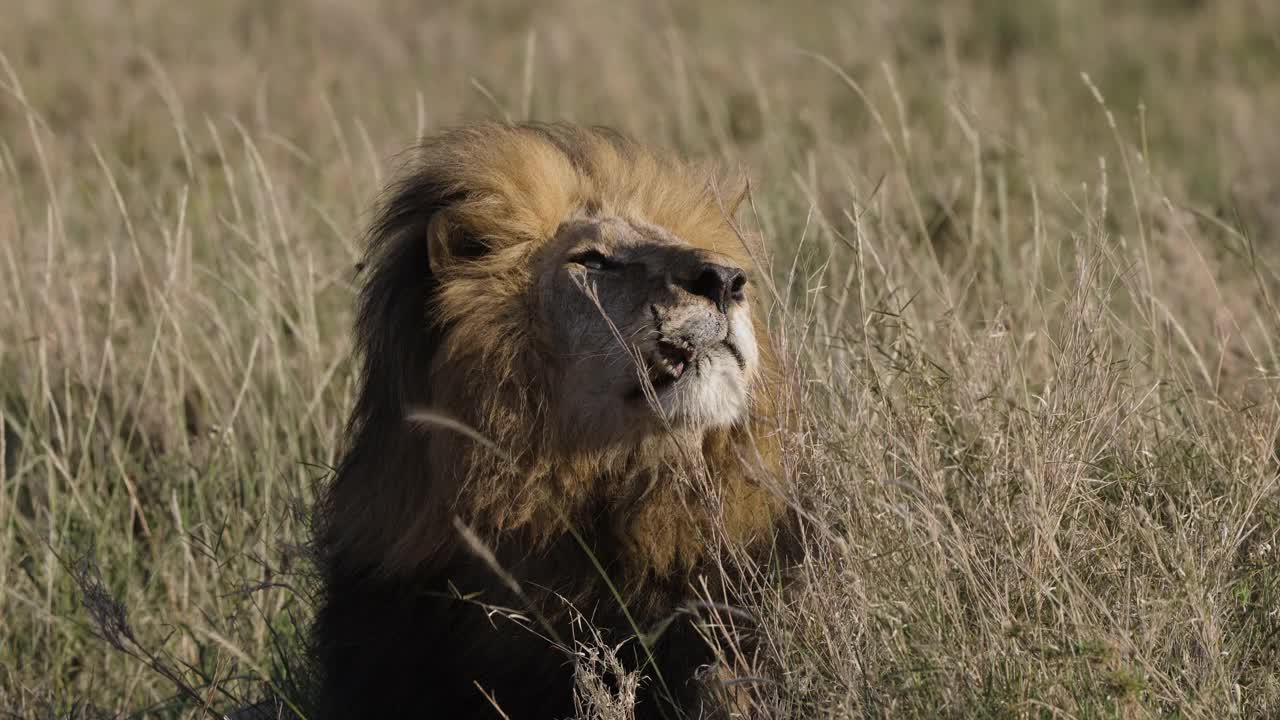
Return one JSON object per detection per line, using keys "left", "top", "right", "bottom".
{"left": 2, "top": 0, "right": 1279, "bottom": 717}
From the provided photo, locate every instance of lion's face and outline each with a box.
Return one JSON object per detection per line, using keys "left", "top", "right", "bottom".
{"left": 535, "top": 214, "right": 759, "bottom": 440}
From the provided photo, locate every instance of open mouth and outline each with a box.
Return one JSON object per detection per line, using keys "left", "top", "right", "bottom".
{"left": 648, "top": 340, "right": 695, "bottom": 389}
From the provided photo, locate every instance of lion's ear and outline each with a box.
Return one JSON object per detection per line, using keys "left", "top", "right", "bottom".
{"left": 427, "top": 209, "right": 490, "bottom": 274}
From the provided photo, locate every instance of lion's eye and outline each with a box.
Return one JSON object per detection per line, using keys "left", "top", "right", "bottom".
{"left": 569, "top": 250, "right": 617, "bottom": 271}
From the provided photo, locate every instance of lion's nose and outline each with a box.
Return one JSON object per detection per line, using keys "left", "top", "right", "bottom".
{"left": 683, "top": 262, "right": 746, "bottom": 313}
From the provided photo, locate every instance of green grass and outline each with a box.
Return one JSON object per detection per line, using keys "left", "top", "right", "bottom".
{"left": 2, "top": 0, "right": 1279, "bottom": 717}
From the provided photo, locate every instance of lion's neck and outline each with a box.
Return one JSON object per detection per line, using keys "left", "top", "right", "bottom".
{"left": 434, "top": 425, "right": 728, "bottom": 573}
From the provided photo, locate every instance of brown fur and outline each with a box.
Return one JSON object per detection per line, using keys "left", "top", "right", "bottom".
{"left": 314, "top": 122, "right": 787, "bottom": 719}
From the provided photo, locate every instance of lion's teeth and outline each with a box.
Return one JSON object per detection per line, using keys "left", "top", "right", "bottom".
{"left": 648, "top": 349, "right": 690, "bottom": 384}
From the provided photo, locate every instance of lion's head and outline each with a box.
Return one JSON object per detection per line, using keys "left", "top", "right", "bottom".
{"left": 324, "top": 122, "right": 783, "bottom": 587}
{"left": 531, "top": 212, "right": 760, "bottom": 439}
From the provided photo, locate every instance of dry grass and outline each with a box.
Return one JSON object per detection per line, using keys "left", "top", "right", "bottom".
{"left": 2, "top": 0, "right": 1280, "bottom": 717}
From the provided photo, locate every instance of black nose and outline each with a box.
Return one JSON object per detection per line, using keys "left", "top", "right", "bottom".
{"left": 683, "top": 261, "right": 746, "bottom": 312}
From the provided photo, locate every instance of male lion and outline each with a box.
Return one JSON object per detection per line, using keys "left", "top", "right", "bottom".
{"left": 314, "top": 122, "right": 788, "bottom": 719}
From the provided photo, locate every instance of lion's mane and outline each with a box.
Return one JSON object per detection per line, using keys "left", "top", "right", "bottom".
{"left": 313, "top": 122, "right": 787, "bottom": 720}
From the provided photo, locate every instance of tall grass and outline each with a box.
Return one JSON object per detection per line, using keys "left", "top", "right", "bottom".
{"left": 2, "top": 0, "right": 1278, "bottom": 717}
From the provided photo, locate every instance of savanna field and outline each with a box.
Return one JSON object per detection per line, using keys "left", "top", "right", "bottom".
{"left": 3, "top": 1, "right": 1280, "bottom": 717}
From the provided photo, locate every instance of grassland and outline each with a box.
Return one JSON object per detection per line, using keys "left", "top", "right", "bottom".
{"left": 2, "top": 0, "right": 1280, "bottom": 717}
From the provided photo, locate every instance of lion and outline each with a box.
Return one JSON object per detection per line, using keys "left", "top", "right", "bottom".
{"left": 313, "top": 122, "right": 789, "bottom": 720}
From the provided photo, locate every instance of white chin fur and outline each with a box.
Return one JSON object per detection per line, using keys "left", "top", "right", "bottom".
{"left": 659, "top": 358, "right": 748, "bottom": 427}
{"left": 659, "top": 309, "right": 756, "bottom": 428}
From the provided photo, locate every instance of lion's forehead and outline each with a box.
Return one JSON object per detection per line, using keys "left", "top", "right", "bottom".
{"left": 552, "top": 212, "right": 753, "bottom": 272}
{"left": 616, "top": 217, "right": 749, "bottom": 265}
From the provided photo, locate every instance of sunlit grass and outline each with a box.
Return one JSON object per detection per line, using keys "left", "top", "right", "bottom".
{"left": 2, "top": 0, "right": 1278, "bottom": 717}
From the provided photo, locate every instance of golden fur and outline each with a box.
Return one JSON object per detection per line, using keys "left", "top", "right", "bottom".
{"left": 329, "top": 122, "right": 783, "bottom": 584}
{"left": 315, "top": 122, "right": 788, "bottom": 719}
